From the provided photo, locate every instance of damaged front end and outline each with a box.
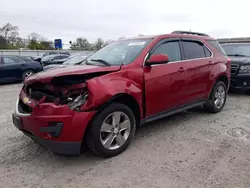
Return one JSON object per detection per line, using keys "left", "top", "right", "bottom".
{"left": 20, "top": 71, "right": 110, "bottom": 113}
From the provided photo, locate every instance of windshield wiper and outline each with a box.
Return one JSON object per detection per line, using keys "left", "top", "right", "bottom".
{"left": 227, "top": 54, "right": 247, "bottom": 57}
{"left": 90, "top": 59, "right": 111, "bottom": 66}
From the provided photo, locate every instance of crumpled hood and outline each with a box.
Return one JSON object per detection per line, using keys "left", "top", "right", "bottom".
{"left": 229, "top": 56, "right": 250, "bottom": 64}
{"left": 24, "top": 65, "right": 121, "bottom": 84}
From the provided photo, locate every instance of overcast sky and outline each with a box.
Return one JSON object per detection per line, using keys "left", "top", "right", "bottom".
{"left": 0, "top": 0, "right": 249, "bottom": 45}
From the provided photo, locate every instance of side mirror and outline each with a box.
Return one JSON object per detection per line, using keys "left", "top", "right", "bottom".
{"left": 145, "top": 54, "right": 169, "bottom": 66}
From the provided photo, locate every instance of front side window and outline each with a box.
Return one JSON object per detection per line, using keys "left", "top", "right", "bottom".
{"left": 182, "top": 41, "right": 206, "bottom": 59}
{"left": 204, "top": 46, "right": 212, "bottom": 57}
{"left": 221, "top": 44, "right": 250, "bottom": 57}
{"left": 151, "top": 41, "right": 181, "bottom": 62}
{"left": 85, "top": 39, "right": 152, "bottom": 66}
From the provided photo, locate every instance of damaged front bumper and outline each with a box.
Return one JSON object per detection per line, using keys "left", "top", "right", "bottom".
{"left": 12, "top": 93, "right": 96, "bottom": 155}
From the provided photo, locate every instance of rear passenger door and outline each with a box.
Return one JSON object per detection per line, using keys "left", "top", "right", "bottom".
{"left": 180, "top": 39, "right": 212, "bottom": 103}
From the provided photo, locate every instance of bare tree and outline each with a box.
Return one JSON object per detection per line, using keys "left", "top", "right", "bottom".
{"left": 0, "top": 36, "right": 7, "bottom": 49}
{"left": 104, "top": 39, "right": 113, "bottom": 47}
{"left": 0, "top": 23, "right": 20, "bottom": 45}
{"left": 28, "top": 32, "right": 45, "bottom": 42}
{"left": 27, "top": 32, "right": 53, "bottom": 50}
{"left": 93, "top": 38, "right": 105, "bottom": 50}
{"left": 71, "top": 38, "right": 91, "bottom": 50}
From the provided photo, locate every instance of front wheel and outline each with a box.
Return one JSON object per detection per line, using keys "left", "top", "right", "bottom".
{"left": 204, "top": 81, "right": 227, "bottom": 113}
{"left": 86, "top": 103, "right": 136, "bottom": 157}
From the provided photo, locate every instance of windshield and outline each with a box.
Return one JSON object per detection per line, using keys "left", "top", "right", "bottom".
{"left": 41, "top": 54, "right": 56, "bottom": 61}
{"left": 222, "top": 44, "right": 250, "bottom": 57}
{"left": 85, "top": 39, "right": 152, "bottom": 66}
{"left": 63, "top": 55, "right": 87, "bottom": 65}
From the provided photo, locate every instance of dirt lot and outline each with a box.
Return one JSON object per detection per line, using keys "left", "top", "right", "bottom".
{"left": 0, "top": 83, "right": 250, "bottom": 188}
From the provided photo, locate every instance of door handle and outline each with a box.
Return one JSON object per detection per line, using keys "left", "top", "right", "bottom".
{"left": 208, "top": 60, "right": 213, "bottom": 65}
{"left": 178, "top": 67, "right": 185, "bottom": 73}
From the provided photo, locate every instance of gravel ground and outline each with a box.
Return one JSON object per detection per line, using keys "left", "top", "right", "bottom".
{"left": 0, "top": 83, "right": 250, "bottom": 188}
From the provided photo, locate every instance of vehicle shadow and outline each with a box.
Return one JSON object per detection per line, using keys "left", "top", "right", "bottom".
{"left": 1, "top": 102, "right": 225, "bottom": 167}
{"left": 48, "top": 106, "right": 209, "bottom": 164}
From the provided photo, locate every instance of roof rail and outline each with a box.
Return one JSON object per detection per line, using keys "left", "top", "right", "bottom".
{"left": 171, "top": 30, "right": 209, "bottom": 37}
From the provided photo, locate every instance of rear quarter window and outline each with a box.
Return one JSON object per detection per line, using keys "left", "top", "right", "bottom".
{"left": 207, "top": 40, "right": 226, "bottom": 56}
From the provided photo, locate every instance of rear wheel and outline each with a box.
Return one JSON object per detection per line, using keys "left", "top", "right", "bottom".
{"left": 86, "top": 103, "right": 136, "bottom": 157}
{"left": 22, "top": 70, "right": 34, "bottom": 80}
{"left": 204, "top": 81, "right": 227, "bottom": 113}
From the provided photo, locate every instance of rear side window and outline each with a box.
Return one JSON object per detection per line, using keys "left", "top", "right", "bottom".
{"left": 207, "top": 40, "right": 226, "bottom": 55}
{"left": 182, "top": 41, "right": 206, "bottom": 59}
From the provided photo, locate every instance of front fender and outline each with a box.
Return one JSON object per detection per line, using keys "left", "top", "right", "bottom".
{"left": 82, "top": 74, "right": 143, "bottom": 112}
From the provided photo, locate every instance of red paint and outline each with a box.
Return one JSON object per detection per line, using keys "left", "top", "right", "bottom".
{"left": 14, "top": 32, "right": 230, "bottom": 153}
{"left": 146, "top": 54, "right": 169, "bottom": 65}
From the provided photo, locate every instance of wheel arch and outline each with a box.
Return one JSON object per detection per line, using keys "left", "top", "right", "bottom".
{"left": 216, "top": 74, "right": 229, "bottom": 89}
{"left": 208, "top": 73, "right": 229, "bottom": 98}
{"left": 81, "top": 93, "right": 141, "bottom": 153}
{"left": 22, "top": 69, "right": 35, "bottom": 80}
{"left": 96, "top": 93, "right": 141, "bottom": 128}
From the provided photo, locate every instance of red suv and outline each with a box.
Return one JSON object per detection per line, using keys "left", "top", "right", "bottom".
{"left": 12, "top": 31, "right": 230, "bottom": 157}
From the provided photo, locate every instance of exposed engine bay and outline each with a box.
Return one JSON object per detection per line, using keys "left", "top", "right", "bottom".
{"left": 22, "top": 71, "right": 112, "bottom": 112}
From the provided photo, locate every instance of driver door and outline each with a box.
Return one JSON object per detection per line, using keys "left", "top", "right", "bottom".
{"left": 144, "top": 39, "right": 188, "bottom": 117}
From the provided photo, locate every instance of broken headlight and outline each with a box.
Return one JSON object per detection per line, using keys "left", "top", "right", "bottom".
{"left": 68, "top": 92, "right": 88, "bottom": 111}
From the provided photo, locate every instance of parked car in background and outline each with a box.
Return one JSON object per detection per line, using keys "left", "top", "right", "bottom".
{"left": 42, "top": 51, "right": 70, "bottom": 57}
{"left": 20, "top": 56, "right": 38, "bottom": 61}
{"left": 33, "top": 51, "right": 71, "bottom": 62}
{"left": 221, "top": 43, "right": 250, "bottom": 93}
{"left": 43, "top": 54, "right": 89, "bottom": 70}
{"left": 49, "top": 56, "right": 71, "bottom": 65}
{"left": 41, "top": 54, "right": 70, "bottom": 66}
{"left": 0, "top": 55, "right": 43, "bottom": 83}
{"left": 12, "top": 31, "right": 230, "bottom": 157}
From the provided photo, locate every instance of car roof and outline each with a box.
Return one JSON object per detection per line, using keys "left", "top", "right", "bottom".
{"left": 221, "top": 43, "right": 250, "bottom": 45}
{"left": 122, "top": 31, "right": 214, "bottom": 41}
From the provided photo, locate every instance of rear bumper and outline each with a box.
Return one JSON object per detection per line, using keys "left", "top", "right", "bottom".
{"left": 13, "top": 96, "right": 96, "bottom": 155}
{"left": 230, "top": 74, "right": 250, "bottom": 91}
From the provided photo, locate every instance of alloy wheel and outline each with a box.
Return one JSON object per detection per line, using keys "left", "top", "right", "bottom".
{"left": 25, "top": 71, "right": 33, "bottom": 78}
{"left": 100, "top": 111, "right": 131, "bottom": 150}
{"left": 214, "top": 85, "right": 226, "bottom": 109}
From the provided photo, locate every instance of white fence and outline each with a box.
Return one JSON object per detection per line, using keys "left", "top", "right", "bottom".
{"left": 0, "top": 50, "right": 92, "bottom": 57}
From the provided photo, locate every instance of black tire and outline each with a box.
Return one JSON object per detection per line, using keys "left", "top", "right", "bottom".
{"left": 22, "top": 70, "right": 34, "bottom": 80}
{"left": 86, "top": 103, "right": 136, "bottom": 158}
{"left": 204, "top": 81, "right": 227, "bottom": 113}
